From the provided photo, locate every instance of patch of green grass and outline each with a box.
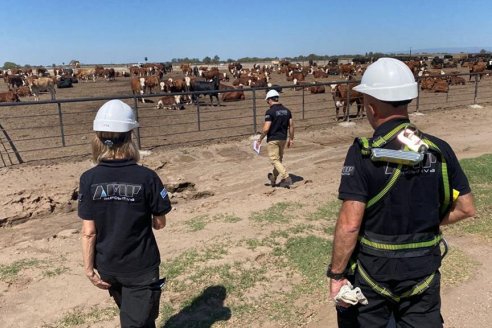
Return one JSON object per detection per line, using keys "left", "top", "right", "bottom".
{"left": 308, "top": 200, "right": 340, "bottom": 221}
{"left": 45, "top": 306, "right": 118, "bottom": 328}
{"left": 445, "top": 154, "right": 492, "bottom": 239}
{"left": 185, "top": 215, "right": 209, "bottom": 231}
{"left": 0, "top": 258, "right": 41, "bottom": 282}
{"left": 440, "top": 247, "right": 478, "bottom": 287}
{"left": 214, "top": 213, "right": 242, "bottom": 223}
{"left": 460, "top": 154, "right": 492, "bottom": 184}
{"left": 161, "top": 243, "right": 229, "bottom": 281}
{"left": 250, "top": 202, "right": 301, "bottom": 223}
{"left": 162, "top": 249, "right": 201, "bottom": 279}
{"left": 42, "top": 266, "right": 68, "bottom": 278}
{"left": 284, "top": 236, "right": 332, "bottom": 286}
{"left": 244, "top": 238, "right": 261, "bottom": 250}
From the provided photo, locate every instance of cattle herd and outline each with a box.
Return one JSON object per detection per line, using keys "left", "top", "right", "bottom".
{"left": 1, "top": 55, "right": 491, "bottom": 121}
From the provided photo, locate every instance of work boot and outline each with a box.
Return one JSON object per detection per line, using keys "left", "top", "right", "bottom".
{"left": 277, "top": 177, "right": 292, "bottom": 188}
{"left": 267, "top": 173, "right": 277, "bottom": 187}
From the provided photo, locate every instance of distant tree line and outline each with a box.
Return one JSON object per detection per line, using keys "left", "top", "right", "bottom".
{"left": 168, "top": 52, "right": 410, "bottom": 64}
{"left": 4, "top": 50, "right": 491, "bottom": 70}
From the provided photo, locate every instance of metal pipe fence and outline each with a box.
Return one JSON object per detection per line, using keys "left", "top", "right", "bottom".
{"left": 0, "top": 72, "right": 490, "bottom": 167}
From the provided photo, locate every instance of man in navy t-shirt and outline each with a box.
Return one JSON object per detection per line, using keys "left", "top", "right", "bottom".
{"left": 257, "top": 89, "right": 295, "bottom": 188}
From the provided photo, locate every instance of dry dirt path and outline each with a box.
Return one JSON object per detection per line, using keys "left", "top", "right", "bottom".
{"left": 0, "top": 105, "right": 491, "bottom": 327}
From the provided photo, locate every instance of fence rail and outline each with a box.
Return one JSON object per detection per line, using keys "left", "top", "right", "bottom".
{"left": 0, "top": 72, "right": 490, "bottom": 167}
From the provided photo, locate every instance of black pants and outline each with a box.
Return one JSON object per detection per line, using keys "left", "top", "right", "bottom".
{"left": 99, "top": 268, "right": 163, "bottom": 328}
{"left": 337, "top": 271, "right": 443, "bottom": 328}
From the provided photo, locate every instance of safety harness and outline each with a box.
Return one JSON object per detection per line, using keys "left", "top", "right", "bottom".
{"left": 351, "top": 122, "right": 452, "bottom": 303}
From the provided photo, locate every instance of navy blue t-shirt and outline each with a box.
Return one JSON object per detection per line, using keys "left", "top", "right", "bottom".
{"left": 78, "top": 159, "right": 172, "bottom": 277}
{"left": 338, "top": 118, "right": 471, "bottom": 280}
{"left": 265, "top": 104, "right": 292, "bottom": 142}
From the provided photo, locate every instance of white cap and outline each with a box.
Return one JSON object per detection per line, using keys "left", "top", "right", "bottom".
{"left": 353, "top": 58, "right": 417, "bottom": 101}
{"left": 265, "top": 89, "right": 280, "bottom": 100}
{"left": 93, "top": 100, "right": 139, "bottom": 132}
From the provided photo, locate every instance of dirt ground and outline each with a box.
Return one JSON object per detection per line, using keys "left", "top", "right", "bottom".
{"left": 0, "top": 103, "right": 491, "bottom": 327}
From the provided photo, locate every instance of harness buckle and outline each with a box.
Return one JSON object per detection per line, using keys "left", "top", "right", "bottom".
{"left": 370, "top": 148, "right": 424, "bottom": 165}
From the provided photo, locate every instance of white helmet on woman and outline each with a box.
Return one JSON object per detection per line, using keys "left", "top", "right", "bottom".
{"left": 353, "top": 58, "right": 417, "bottom": 101}
{"left": 93, "top": 99, "right": 139, "bottom": 132}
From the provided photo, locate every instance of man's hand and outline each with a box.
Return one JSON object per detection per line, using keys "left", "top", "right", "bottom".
{"left": 86, "top": 270, "right": 111, "bottom": 290}
{"left": 330, "top": 278, "right": 351, "bottom": 308}
{"left": 153, "top": 215, "right": 166, "bottom": 230}
{"left": 287, "top": 139, "right": 293, "bottom": 148}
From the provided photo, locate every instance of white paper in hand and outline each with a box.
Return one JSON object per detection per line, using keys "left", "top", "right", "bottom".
{"left": 253, "top": 141, "right": 261, "bottom": 155}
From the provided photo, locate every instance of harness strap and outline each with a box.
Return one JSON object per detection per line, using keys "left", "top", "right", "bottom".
{"left": 423, "top": 138, "right": 451, "bottom": 216}
{"left": 358, "top": 123, "right": 411, "bottom": 155}
{"left": 366, "top": 163, "right": 402, "bottom": 209}
{"left": 362, "top": 128, "right": 451, "bottom": 215}
{"left": 356, "top": 260, "right": 436, "bottom": 303}
{"left": 359, "top": 234, "right": 443, "bottom": 251}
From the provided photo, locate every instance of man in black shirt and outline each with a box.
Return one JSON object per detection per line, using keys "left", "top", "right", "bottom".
{"left": 327, "top": 58, "right": 476, "bottom": 327}
{"left": 257, "top": 89, "right": 295, "bottom": 188}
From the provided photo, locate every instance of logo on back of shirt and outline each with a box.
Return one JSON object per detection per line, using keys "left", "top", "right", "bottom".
{"left": 276, "top": 109, "right": 289, "bottom": 116}
{"left": 385, "top": 152, "right": 437, "bottom": 175}
{"left": 341, "top": 166, "right": 355, "bottom": 176}
{"left": 92, "top": 183, "right": 142, "bottom": 202}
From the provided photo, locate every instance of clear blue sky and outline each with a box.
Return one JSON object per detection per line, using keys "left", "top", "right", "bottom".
{"left": 2, "top": 0, "right": 491, "bottom": 66}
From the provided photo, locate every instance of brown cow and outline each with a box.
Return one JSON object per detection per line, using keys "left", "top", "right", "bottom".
{"left": 312, "top": 69, "right": 328, "bottom": 79}
{"left": 310, "top": 84, "right": 325, "bottom": 94}
{"left": 156, "top": 95, "right": 184, "bottom": 110}
{"left": 15, "top": 86, "right": 32, "bottom": 97}
{"left": 339, "top": 63, "right": 355, "bottom": 77}
{"left": 447, "top": 75, "right": 466, "bottom": 85}
{"left": 232, "top": 76, "right": 251, "bottom": 86}
{"left": 144, "top": 75, "right": 160, "bottom": 94}
{"left": 131, "top": 77, "right": 146, "bottom": 103}
{"left": 0, "top": 91, "right": 20, "bottom": 102}
{"left": 432, "top": 80, "right": 449, "bottom": 93}
{"left": 221, "top": 86, "right": 245, "bottom": 102}
{"left": 420, "top": 77, "right": 435, "bottom": 91}
{"left": 469, "top": 61, "right": 487, "bottom": 81}
{"left": 76, "top": 68, "right": 96, "bottom": 82}
{"left": 286, "top": 71, "right": 305, "bottom": 82}
{"left": 26, "top": 77, "right": 56, "bottom": 101}
{"left": 420, "top": 77, "right": 449, "bottom": 93}
{"left": 330, "top": 83, "right": 363, "bottom": 120}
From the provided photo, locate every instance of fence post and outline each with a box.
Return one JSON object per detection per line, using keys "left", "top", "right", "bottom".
{"left": 252, "top": 89, "right": 257, "bottom": 133}
{"left": 132, "top": 97, "right": 141, "bottom": 149}
{"left": 346, "top": 83, "right": 351, "bottom": 122}
{"left": 0, "top": 122, "right": 23, "bottom": 164}
{"left": 474, "top": 74, "right": 479, "bottom": 104}
{"left": 416, "top": 79, "right": 420, "bottom": 113}
{"left": 302, "top": 87, "right": 305, "bottom": 120}
{"left": 196, "top": 100, "right": 201, "bottom": 131}
{"left": 57, "top": 102, "right": 66, "bottom": 147}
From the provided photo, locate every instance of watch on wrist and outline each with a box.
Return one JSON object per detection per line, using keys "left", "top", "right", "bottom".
{"left": 326, "top": 263, "right": 346, "bottom": 280}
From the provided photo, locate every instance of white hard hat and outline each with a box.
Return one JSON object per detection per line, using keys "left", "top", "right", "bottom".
{"left": 353, "top": 58, "right": 417, "bottom": 101}
{"left": 265, "top": 89, "right": 280, "bottom": 100}
{"left": 93, "top": 99, "right": 139, "bottom": 132}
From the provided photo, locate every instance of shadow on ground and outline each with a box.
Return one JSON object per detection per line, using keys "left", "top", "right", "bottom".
{"left": 162, "top": 285, "right": 231, "bottom": 328}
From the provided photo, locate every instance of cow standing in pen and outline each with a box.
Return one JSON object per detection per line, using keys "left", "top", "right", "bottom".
{"left": 189, "top": 76, "right": 220, "bottom": 106}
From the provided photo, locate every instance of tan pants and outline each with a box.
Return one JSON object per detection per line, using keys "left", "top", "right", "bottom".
{"left": 267, "top": 140, "right": 288, "bottom": 180}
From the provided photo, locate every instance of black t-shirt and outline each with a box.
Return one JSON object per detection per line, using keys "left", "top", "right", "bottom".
{"left": 338, "top": 118, "right": 471, "bottom": 281}
{"left": 265, "top": 104, "right": 292, "bottom": 142}
{"left": 78, "top": 159, "right": 172, "bottom": 277}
